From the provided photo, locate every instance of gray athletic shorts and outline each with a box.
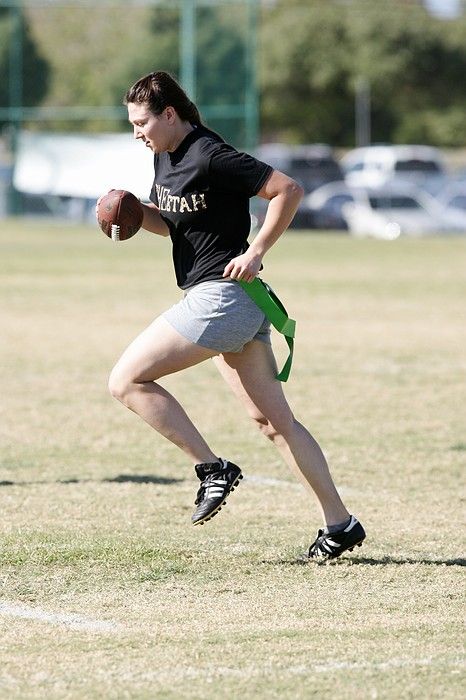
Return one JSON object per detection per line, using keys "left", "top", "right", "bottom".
{"left": 163, "top": 279, "right": 271, "bottom": 353}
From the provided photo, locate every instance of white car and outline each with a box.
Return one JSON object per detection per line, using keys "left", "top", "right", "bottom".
{"left": 436, "top": 182, "right": 466, "bottom": 213}
{"left": 254, "top": 143, "right": 343, "bottom": 194}
{"left": 342, "top": 185, "right": 466, "bottom": 239}
{"left": 341, "top": 145, "right": 445, "bottom": 189}
{"left": 303, "top": 182, "right": 356, "bottom": 229}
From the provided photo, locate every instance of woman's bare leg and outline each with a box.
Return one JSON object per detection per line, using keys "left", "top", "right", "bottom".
{"left": 213, "top": 340, "right": 349, "bottom": 526}
{"left": 108, "top": 316, "right": 218, "bottom": 464}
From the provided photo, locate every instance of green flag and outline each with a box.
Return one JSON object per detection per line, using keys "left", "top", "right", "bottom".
{"left": 237, "top": 278, "right": 296, "bottom": 382}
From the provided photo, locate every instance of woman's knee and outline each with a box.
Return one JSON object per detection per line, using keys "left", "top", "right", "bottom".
{"left": 108, "top": 365, "right": 133, "bottom": 403}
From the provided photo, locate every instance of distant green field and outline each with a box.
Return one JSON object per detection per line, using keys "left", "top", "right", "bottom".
{"left": 1, "top": 219, "right": 465, "bottom": 699}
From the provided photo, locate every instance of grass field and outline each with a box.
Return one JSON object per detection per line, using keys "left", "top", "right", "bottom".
{"left": 1, "top": 219, "right": 465, "bottom": 699}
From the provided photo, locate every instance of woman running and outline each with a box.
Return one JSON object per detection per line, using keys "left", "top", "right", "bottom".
{"left": 102, "top": 71, "right": 365, "bottom": 560}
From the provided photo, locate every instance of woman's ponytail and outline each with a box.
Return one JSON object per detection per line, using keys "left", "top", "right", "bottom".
{"left": 125, "top": 71, "right": 203, "bottom": 126}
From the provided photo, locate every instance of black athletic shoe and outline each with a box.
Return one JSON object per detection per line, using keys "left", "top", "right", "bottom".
{"left": 191, "top": 459, "right": 243, "bottom": 526}
{"left": 307, "top": 515, "right": 366, "bottom": 561}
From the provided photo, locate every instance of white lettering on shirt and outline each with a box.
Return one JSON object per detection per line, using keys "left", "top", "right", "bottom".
{"left": 154, "top": 184, "right": 205, "bottom": 215}
{"left": 179, "top": 196, "right": 192, "bottom": 213}
{"left": 160, "top": 187, "right": 170, "bottom": 211}
{"left": 191, "top": 193, "right": 207, "bottom": 211}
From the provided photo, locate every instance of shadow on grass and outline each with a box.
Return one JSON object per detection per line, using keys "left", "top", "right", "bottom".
{"left": 0, "top": 474, "right": 183, "bottom": 487}
{"left": 263, "top": 556, "right": 466, "bottom": 567}
{"left": 342, "top": 556, "right": 466, "bottom": 567}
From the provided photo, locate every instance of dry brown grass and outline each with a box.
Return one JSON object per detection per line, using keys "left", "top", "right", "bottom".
{"left": 1, "top": 220, "right": 465, "bottom": 699}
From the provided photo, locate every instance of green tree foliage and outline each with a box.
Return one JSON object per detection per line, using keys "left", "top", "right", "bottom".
{"left": 260, "top": 0, "right": 466, "bottom": 146}
{"left": 32, "top": 4, "right": 248, "bottom": 140}
{"left": 25, "top": 5, "right": 154, "bottom": 130}
{"left": 108, "top": 7, "right": 180, "bottom": 105}
{"left": 260, "top": 2, "right": 353, "bottom": 144}
{"left": 196, "top": 5, "right": 250, "bottom": 145}
{"left": 0, "top": 8, "right": 49, "bottom": 119}
{"left": 109, "top": 5, "right": 249, "bottom": 145}
{"left": 6, "top": 1, "right": 466, "bottom": 146}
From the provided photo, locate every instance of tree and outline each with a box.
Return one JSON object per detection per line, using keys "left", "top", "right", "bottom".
{"left": 24, "top": 4, "right": 154, "bottom": 131}
{"left": 109, "top": 4, "right": 249, "bottom": 145}
{"left": 0, "top": 8, "right": 49, "bottom": 123}
{"left": 260, "top": 0, "right": 466, "bottom": 146}
{"left": 260, "top": 2, "right": 354, "bottom": 144}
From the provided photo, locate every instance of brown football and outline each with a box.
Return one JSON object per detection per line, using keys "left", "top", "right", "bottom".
{"left": 97, "top": 189, "right": 143, "bottom": 241}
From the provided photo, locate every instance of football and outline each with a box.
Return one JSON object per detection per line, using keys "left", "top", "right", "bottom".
{"left": 97, "top": 189, "right": 143, "bottom": 242}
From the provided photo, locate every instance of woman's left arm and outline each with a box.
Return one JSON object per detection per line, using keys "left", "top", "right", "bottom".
{"left": 223, "top": 170, "right": 304, "bottom": 282}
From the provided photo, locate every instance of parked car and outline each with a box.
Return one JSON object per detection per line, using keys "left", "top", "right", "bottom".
{"left": 436, "top": 182, "right": 466, "bottom": 212}
{"left": 302, "top": 182, "right": 356, "bottom": 230}
{"left": 342, "top": 184, "right": 466, "bottom": 239}
{"left": 255, "top": 143, "right": 344, "bottom": 194}
{"left": 253, "top": 143, "right": 344, "bottom": 228}
{"left": 341, "top": 145, "right": 446, "bottom": 191}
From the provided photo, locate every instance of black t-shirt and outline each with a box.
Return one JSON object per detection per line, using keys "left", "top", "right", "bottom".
{"left": 149, "top": 125, "right": 273, "bottom": 289}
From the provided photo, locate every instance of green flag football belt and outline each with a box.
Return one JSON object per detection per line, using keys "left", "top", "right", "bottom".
{"left": 237, "top": 278, "right": 296, "bottom": 382}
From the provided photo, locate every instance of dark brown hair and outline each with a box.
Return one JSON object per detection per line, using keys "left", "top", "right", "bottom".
{"left": 124, "top": 71, "right": 202, "bottom": 125}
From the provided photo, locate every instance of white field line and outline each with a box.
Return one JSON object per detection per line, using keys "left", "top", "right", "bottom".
{"left": 244, "top": 475, "right": 302, "bottom": 488}
{"left": 244, "top": 475, "right": 351, "bottom": 495}
{"left": 149, "top": 656, "right": 464, "bottom": 682}
{"left": 305, "top": 656, "right": 464, "bottom": 674}
{"left": 0, "top": 601, "right": 119, "bottom": 633}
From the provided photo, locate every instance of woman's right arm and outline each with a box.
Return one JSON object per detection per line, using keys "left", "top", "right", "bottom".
{"left": 141, "top": 202, "right": 170, "bottom": 237}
